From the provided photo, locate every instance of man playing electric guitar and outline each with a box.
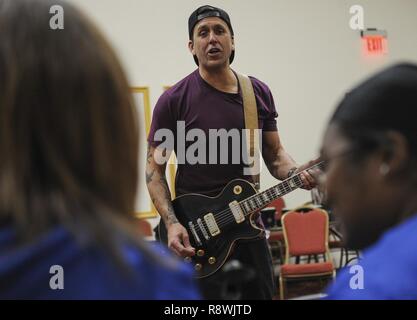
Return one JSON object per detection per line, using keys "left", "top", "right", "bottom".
{"left": 146, "top": 5, "right": 320, "bottom": 299}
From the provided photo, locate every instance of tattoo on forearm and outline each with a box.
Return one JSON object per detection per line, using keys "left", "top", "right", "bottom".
{"left": 159, "top": 176, "right": 178, "bottom": 225}
{"left": 166, "top": 210, "right": 179, "bottom": 225}
{"left": 149, "top": 176, "right": 178, "bottom": 226}
{"left": 159, "top": 176, "right": 172, "bottom": 201}
{"left": 146, "top": 145, "right": 178, "bottom": 226}
{"left": 146, "top": 168, "right": 155, "bottom": 185}
{"left": 146, "top": 144, "right": 153, "bottom": 164}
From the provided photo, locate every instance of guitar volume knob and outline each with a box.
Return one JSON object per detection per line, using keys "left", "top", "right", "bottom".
{"left": 197, "top": 249, "right": 205, "bottom": 257}
{"left": 233, "top": 185, "right": 242, "bottom": 195}
{"left": 194, "top": 263, "right": 202, "bottom": 271}
{"left": 208, "top": 257, "right": 216, "bottom": 265}
{"left": 184, "top": 257, "right": 192, "bottom": 263}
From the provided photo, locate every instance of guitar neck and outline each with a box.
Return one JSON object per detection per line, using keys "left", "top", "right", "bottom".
{"left": 240, "top": 161, "right": 324, "bottom": 214}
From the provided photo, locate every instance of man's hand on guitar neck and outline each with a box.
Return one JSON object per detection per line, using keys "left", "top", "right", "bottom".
{"left": 292, "top": 157, "right": 323, "bottom": 190}
{"left": 167, "top": 223, "right": 196, "bottom": 258}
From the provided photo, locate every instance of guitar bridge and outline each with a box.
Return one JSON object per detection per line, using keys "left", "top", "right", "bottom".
{"left": 197, "top": 218, "right": 210, "bottom": 240}
{"left": 204, "top": 213, "right": 220, "bottom": 237}
{"left": 188, "top": 221, "right": 202, "bottom": 246}
{"left": 229, "top": 200, "right": 245, "bottom": 223}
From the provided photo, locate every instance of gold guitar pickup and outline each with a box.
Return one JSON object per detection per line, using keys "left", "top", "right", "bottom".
{"left": 204, "top": 213, "right": 220, "bottom": 236}
{"left": 229, "top": 200, "right": 245, "bottom": 223}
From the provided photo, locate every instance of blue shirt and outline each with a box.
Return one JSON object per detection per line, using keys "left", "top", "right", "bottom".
{"left": 0, "top": 226, "right": 200, "bottom": 299}
{"left": 326, "top": 213, "right": 417, "bottom": 299}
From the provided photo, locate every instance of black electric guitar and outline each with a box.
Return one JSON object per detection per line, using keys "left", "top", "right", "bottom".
{"left": 157, "top": 162, "right": 324, "bottom": 278}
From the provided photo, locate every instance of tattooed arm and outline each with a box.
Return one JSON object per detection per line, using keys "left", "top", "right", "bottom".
{"left": 145, "top": 144, "right": 195, "bottom": 257}
{"left": 262, "top": 131, "right": 319, "bottom": 189}
{"left": 262, "top": 131, "right": 299, "bottom": 181}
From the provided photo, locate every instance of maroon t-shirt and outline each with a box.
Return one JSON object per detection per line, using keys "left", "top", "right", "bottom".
{"left": 148, "top": 69, "right": 278, "bottom": 197}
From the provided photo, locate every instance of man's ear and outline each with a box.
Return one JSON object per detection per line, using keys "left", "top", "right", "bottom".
{"left": 188, "top": 40, "right": 194, "bottom": 55}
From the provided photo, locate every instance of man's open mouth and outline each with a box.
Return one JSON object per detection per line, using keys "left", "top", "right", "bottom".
{"left": 208, "top": 48, "right": 221, "bottom": 54}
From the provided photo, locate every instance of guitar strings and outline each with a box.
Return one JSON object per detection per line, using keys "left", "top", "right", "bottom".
{"left": 213, "top": 174, "right": 304, "bottom": 227}
{"left": 194, "top": 162, "right": 323, "bottom": 232}
{"left": 210, "top": 163, "right": 322, "bottom": 228}
{"left": 214, "top": 174, "right": 304, "bottom": 226}
{"left": 215, "top": 179, "right": 302, "bottom": 227}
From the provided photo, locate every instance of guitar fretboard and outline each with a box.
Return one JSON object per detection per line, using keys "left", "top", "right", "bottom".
{"left": 239, "top": 161, "right": 324, "bottom": 215}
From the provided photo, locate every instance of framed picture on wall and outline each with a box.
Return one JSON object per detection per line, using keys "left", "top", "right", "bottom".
{"left": 162, "top": 85, "right": 177, "bottom": 199}
{"left": 131, "top": 87, "right": 176, "bottom": 219}
{"left": 131, "top": 87, "right": 156, "bottom": 219}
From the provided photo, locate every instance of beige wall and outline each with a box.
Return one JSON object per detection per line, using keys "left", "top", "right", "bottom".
{"left": 69, "top": 0, "right": 417, "bottom": 227}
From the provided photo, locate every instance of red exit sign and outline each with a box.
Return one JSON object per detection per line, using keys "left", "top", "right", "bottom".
{"left": 365, "top": 36, "right": 384, "bottom": 53}
{"left": 361, "top": 29, "right": 388, "bottom": 56}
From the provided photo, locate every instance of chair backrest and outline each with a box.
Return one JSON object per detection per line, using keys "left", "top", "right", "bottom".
{"left": 269, "top": 197, "right": 286, "bottom": 221}
{"left": 282, "top": 209, "right": 329, "bottom": 259}
{"left": 137, "top": 219, "right": 153, "bottom": 237}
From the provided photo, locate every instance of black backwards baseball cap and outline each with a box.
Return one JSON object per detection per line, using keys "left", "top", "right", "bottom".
{"left": 188, "top": 5, "right": 235, "bottom": 66}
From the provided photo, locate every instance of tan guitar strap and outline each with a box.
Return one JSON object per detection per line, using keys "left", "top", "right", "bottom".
{"left": 236, "top": 73, "right": 260, "bottom": 191}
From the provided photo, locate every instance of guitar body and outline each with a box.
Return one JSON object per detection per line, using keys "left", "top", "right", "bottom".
{"left": 157, "top": 179, "right": 264, "bottom": 278}
{"left": 156, "top": 161, "right": 323, "bottom": 279}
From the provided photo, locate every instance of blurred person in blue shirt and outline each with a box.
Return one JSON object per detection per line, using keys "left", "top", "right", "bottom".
{"left": 0, "top": 0, "right": 199, "bottom": 299}
{"left": 321, "top": 64, "right": 417, "bottom": 299}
